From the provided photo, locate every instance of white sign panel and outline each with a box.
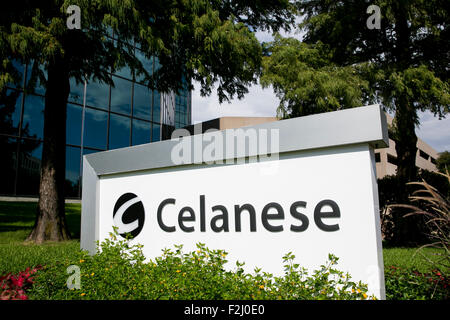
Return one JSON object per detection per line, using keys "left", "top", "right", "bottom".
{"left": 81, "top": 105, "right": 388, "bottom": 299}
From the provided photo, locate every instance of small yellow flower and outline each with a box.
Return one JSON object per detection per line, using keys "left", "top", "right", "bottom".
{"left": 80, "top": 293, "right": 86, "bottom": 296}
{"left": 79, "top": 259, "right": 85, "bottom": 263}
{"left": 176, "top": 269, "right": 181, "bottom": 273}
{"left": 363, "top": 293, "right": 368, "bottom": 299}
{"left": 259, "top": 285, "right": 264, "bottom": 289}
{"left": 91, "top": 272, "right": 95, "bottom": 276}
{"left": 357, "top": 289, "right": 361, "bottom": 293}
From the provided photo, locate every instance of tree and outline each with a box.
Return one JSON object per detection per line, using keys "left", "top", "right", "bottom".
{"left": 261, "top": 34, "right": 370, "bottom": 117}
{"left": 436, "top": 151, "right": 450, "bottom": 173}
{"left": 0, "top": 0, "right": 295, "bottom": 243}
{"left": 295, "top": 0, "right": 450, "bottom": 184}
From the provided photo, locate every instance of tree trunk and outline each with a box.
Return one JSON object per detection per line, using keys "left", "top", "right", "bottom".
{"left": 26, "top": 56, "right": 71, "bottom": 243}
{"left": 394, "top": 101, "right": 418, "bottom": 184}
{"left": 391, "top": 99, "right": 425, "bottom": 246}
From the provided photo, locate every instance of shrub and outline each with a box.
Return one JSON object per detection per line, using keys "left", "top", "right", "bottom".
{"left": 385, "top": 266, "right": 449, "bottom": 300}
{"left": 378, "top": 169, "right": 450, "bottom": 246}
{"left": 28, "top": 230, "right": 373, "bottom": 300}
{"left": 391, "top": 170, "right": 450, "bottom": 272}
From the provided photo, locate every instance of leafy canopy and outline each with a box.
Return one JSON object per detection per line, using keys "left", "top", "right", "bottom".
{"left": 261, "top": 34, "right": 369, "bottom": 117}
{"left": 296, "top": 0, "right": 450, "bottom": 117}
{"left": 0, "top": 0, "right": 296, "bottom": 102}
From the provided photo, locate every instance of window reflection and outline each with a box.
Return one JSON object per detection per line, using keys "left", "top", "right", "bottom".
{"left": 25, "top": 63, "right": 47, "bottom": 96}
{"left": 133, "top": 84, "right": 152, "bottom": 120}
{"left": 1, "top": 46, "right": 192, "bottom": 199}
{"left": 69, "top": 78, "right": 85, "bottom": 105}
{"left": 153, "top": 91, "right": 161, "bottom": 123}
{"left": 135, "top": 49, "right": 153, "bottom": 83}
{"left": 152, "top": 123, "right": 160, "bottom": 142}
{"left": 65, "top": 146, "right": 80, "bottom": 198}
{"left": 113, "top": 40, "right": 134, "bottom": 80}
{"left": 8, "top": 60, "right": 25, "bottom": 89}
{"left": 66, "top": 103, "right": 82, "bottom": 146}
{"left": 22, "top": 94, "right": 45, "bottom": 139}
{"left": 109, "top": 113, "right": 130, "bottom": 149}
{"left": 132, "top": 119, "right": 151, "bottom": 146}
{"left": 0, "top": 89, "right": 22, "bottom": 136}
{"left": 110, "top": 76, "right": 132, "bottom": 115}
{"left": 86, "top": 79, "right": 110, "bottom": 110}
{"left": 83, "top": 107, "right": 108, "bottom": 150}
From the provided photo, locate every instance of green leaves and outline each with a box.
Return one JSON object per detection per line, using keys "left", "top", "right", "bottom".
{"left": 1, "top": 1, "right": 295, "bottom": 99}
{"left": 28, "top": 230, "right": 373, "bottom": 300}
{"left": 261, "top": 35, "right": 368, "bottom": 118}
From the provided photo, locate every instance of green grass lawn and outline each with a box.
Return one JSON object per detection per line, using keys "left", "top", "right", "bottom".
{"left": 0, "top": 201, "right": 445, "bottom": 275}
{"left": 0, "top": 201, "right": 81, "bottom": 274}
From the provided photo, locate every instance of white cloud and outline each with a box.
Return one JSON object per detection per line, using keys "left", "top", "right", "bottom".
{"left": 416, "top": 111, "right": 450, "bottom": 153}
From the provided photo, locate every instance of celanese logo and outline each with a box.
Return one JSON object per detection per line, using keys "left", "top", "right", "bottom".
{"left": 113, "top": 193, "right": 145, "bottom": 239}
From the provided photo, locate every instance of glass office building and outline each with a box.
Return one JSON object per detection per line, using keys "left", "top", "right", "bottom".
{"left": 0, "top": 44, "right": 191, "bottom": 198}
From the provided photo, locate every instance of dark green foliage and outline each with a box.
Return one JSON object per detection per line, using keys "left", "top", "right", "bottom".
{"left": 0, "top": 0, "right": 295, "bottom": 99}
{"left": 261, "top": 35, "right": 368, "bottom": 118}
{"left": 378, "top": 170, "right": 450, "bottom": 246}
{"left": 436, "top": 151, "right": 450, "bottom": 174}
{"left": 291, "top": 0, "right": 450, "bottom": 182}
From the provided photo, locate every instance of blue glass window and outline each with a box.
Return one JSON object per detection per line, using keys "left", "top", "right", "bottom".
{"left": 22, "top": 94, "right": 45, "bottom": 140}
{"left": 65, "top": 146, "right": 81, "bottom": 198}
{"left": 110, "top": 76, "right": 132, "bottom": 115}
{"left": 16, "top": 139, "right": 42, "bottom": 196}
{"left": 152, "top": 91, "right": 161, "bottom": 123}
{"left": 109, "top": 114, "right": 130, "bottom": 149}
{"left": 69, "top": 78, "right": 85, "bottom": 105}
{"left": 66, "top": 103, "right": 82, "bottom": 146}
{"left": 86, "top": 79, "right": 110, "bottom": 110}
{"left": 132, "top": 119, "right": 151, "bottom": 146}
{"left": 0, "top": 137, "right": 18, "bottom": 194}
{"left": 133, "top": 84, "right": 152, "bottom": 120}
{"left": 83, "top": 148, "right": 102, "bottom": 156}
{"left": 152, "top": 123, "right": 160, "bottom": 142}
{"left": 135, "top": 49, "right": 153, "bottom": 83}
{"left": 25, "top": 63, "right": 47, "bottom": 96}
{"left": 112, "top": 40, "right": 134, "bottom": 80}
{"left": 8, "top": 60, "right": 25, "bottom": 89}
{"left": 83, "top": 107, "right": 108, "bottom": 150}
{"left": 0, "top": 89, "right": 22, "bottom": 136}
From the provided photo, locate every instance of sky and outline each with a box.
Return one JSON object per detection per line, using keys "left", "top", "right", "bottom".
{"left": 191, "top": 28, "right": 450, "bottom": 153}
